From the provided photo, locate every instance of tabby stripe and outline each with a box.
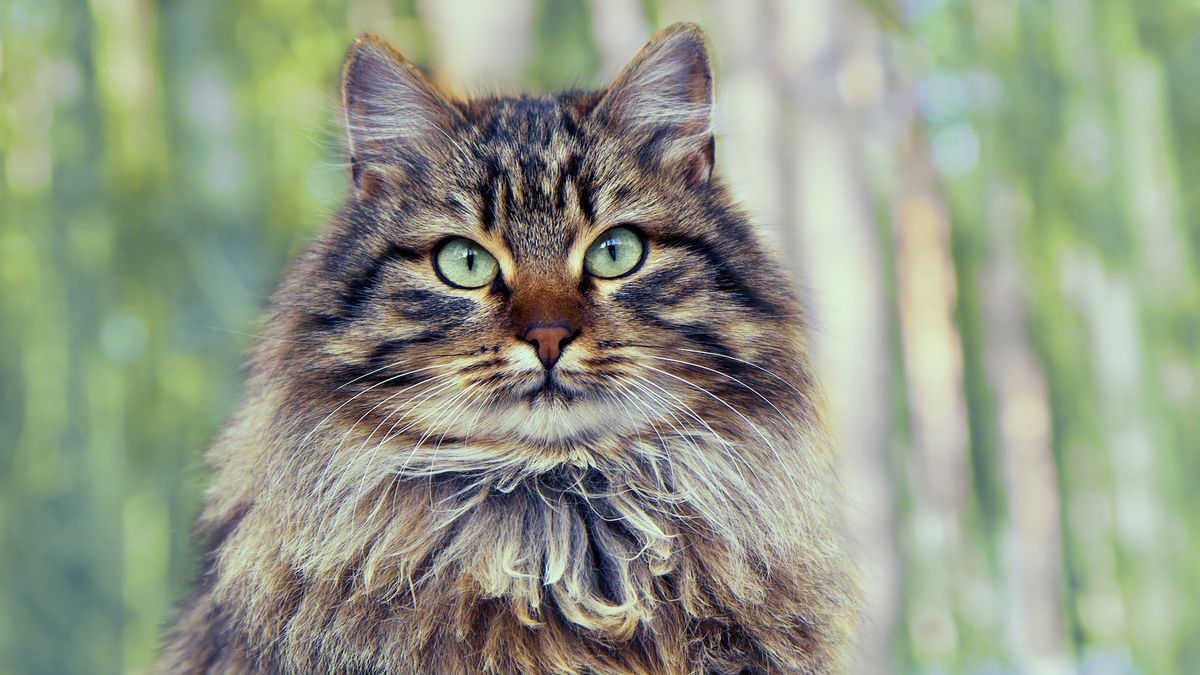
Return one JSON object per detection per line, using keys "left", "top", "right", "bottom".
{"left": 365, "top": 333, "right": 445, "bottom": 371}
{"left": 554, "top": 154, "right": 580, "bottom": 212}
{"left": 338, "top": 242, "right": 422, "bottom": 319}
{"left": 577, "top": 177, "right": 595, "bottom": 223}
{"left": 391, "top": 288, "right": 476, "bottom": 317}
{"left": 631, "top": 310, "right": 734, "bottom": 360}
{"left": 637, "top": 126, "right": 676, "bottom": 173}
{"left": 480, "top": 158, "right": 502, "bottom": 231}
{"left": 651, "top": 233, "right": 779, "bottom": 316}
{"left": 612, "top": 264, "right": 689, "bottom": 309}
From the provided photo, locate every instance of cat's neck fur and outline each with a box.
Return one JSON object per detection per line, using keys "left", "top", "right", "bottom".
{"left": 177, "top": 367, "right": 853, "bottom": 673}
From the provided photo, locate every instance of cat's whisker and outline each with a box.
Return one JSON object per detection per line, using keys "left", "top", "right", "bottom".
{"left": 609, "top": 376, "right": 693, "bottom": 473}
{"left": 615, "top": 342, "right": 812, "bottom": 406}
{"left": 602, "top": 380, "right": 656, "bottom": 458}
{"left": 333, "top": 376, "right": 464, "bottom": 496}
{"left": 612, "top": 376, "right": 684, "bottom": 449}
{"left": 635, "top": 366, "right": 778, "bottom": 471}
{"left": 618, "top": 374, "right": 751, "bottom": 506}
{"left": 641, "top": 352, "right": 829, "bottom": 528}
{"left": 333, "top": 350, "right": 481, "bottom": 391}
{"left": 670, "top": 346, "right": 817, "bottom": 407}
{"left": 383, "top": 380, "right": 482, "bottom": 476}
{"left": 423, "top": 388, "right": 499, "bottom": 516}
{"left": 604, "top": 379, "right": 691, "bottom": 522}
{"left": 626, "top": 372, "right": 761, "bottom": 501}
{"left": 636, "top": 365, "right": 799, "bottom": 495}
{"left": 340, "top": 380, "right": 479, "bottom": 544}
{"left": 313, "top": 371, "right": 461, "bottom": 500}
{"left": 416, "top": 382, "right": 484, "bottom": 464}
{"left": 606, "top": 377, "right": 745, "bottom": 537}
{"left": 623, "top": 374, "right": 744, "bottom": 466}
{"left": 639, "top": 353, "right": 806, "bottom": 438}
{"left": 346, "top": 372, "right": 464, "bottom": 455}
{"left": 297, "top": 362, "right": 448, "bottom": 452}
{"left": 335, "top": 359, "right": 413, "bottom": 392}
{"left": 460, "top": 388, "right": 498, "bottom": 443}
{"left": 422, "top": 384, "right": 491, "bottom": 504}
{"left": 356, "top": 381, "right": 483, "bottom": 532}
{"left": 288, "top": 363, "right": 454, "bottom": 503}
{"left": 321, "top": 369, "right": 456, "bottom": 454}
{"left": 320, "top": 376, "right": 463, "bottom": 514}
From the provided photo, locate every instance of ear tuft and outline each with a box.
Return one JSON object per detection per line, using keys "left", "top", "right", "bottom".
{"left": 596, "top": 23, "right": 715, "bottom": 185}
{"left": 341, "top": 34, "right": 460, "bottom": 190}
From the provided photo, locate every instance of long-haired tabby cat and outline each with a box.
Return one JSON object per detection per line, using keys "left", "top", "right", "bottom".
{"left": 158, "top": 23, "right": 857, "bottom": 674}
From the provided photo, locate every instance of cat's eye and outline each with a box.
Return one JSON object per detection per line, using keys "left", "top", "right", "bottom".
{"left": 584, "top": 227, "right": 645, "bottom": 279}
{"left": 434, "top": 238, "right": 499, "bottom": 289}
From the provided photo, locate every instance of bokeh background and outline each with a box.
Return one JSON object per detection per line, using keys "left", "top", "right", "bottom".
{"left": 2, "top": 0, "right": 1198, "bottom": 673}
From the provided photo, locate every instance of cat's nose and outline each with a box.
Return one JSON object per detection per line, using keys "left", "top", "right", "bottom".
{"left": 520, "top": 323, "right": 577, "bottom": 369}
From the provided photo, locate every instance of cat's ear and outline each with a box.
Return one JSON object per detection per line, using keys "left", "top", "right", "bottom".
{"left": 595, "top": 23, "right": 715, "bottom": 186}
{"left": 340, "top": 34, "right": 461, "bottom": 191}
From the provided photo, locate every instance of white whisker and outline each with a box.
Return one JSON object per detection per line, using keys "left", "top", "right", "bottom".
{"left": 636, "top": 364, "right": 802, "bottom": 497}
{"left": 639, "top": 353, "right": 806, "bottom": 438}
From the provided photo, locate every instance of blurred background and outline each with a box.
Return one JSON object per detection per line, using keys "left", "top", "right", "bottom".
{"left": 1, "top": 0, "right": 1198, "bottom": 673}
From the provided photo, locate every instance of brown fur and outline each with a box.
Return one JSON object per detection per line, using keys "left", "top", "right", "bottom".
{"left": 157, "top": 24, "right": 858, "bottom": 674}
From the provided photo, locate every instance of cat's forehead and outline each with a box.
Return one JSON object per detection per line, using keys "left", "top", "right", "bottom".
{"left": 459, "top": 94, "right": 603, "bottom": 265}
{"left": 472, "top": 96, "right": 575, "bottom": 147}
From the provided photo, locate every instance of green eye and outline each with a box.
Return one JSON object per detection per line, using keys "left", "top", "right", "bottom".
{"left": 584, "top": 227, "right": 645, "bottom": 279}
{"left": 434, "top": 238, "right": 499, "bottom": 289}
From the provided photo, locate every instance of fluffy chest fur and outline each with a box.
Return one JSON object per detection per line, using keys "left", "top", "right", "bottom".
{"left": 178, "top": 424, "right": 851, "bottom": 674}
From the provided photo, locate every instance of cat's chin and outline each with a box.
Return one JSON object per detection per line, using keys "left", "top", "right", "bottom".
{"left": 480, "top": 394, "right": 639, "bottom": 445}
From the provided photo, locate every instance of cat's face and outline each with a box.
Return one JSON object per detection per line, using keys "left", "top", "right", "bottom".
{"left": 277, "top": 26, "right": 806, "bottom": 458}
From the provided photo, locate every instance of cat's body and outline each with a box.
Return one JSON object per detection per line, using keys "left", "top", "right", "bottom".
{"left": 158, "top": 24, "right": 857, "bottom": 674}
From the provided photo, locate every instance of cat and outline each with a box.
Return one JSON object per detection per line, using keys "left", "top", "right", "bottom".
{"left": 157, "top": 23, "right": 858, "bottom": 674}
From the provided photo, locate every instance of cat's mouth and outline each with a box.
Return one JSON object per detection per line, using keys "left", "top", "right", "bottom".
{"left": 524, "top": 372, "right": 578, "bottom": 404}
{"left": 463, "top": 368, "right": 639, "bottom": 444}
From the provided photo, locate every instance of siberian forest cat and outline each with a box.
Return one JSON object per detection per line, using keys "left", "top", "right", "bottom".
{"left": 158, "top": 23, "right": 858, "bottom": 675}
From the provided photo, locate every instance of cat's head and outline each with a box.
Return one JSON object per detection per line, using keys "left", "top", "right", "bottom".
{"left": 272, "top": 24, "right": 811, "bottom": 462}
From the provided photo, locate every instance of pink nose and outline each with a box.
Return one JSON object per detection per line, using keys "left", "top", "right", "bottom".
{"left": 521, "top": 324, "right": 576, "bottom": 368}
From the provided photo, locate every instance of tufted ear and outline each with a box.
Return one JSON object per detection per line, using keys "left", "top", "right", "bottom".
{"left": 341, "top": 34, "right": 461, "bottom": 191}
{"left": 594, "top": 23, "right": 715, "bottom": 186}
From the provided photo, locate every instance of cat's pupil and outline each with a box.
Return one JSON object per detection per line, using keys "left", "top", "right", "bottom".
{"left": 466, "top": 247, "right": 475, "bottom": 271}
{"left": 607, "top": 239, "right": 618, "bottom": 261}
